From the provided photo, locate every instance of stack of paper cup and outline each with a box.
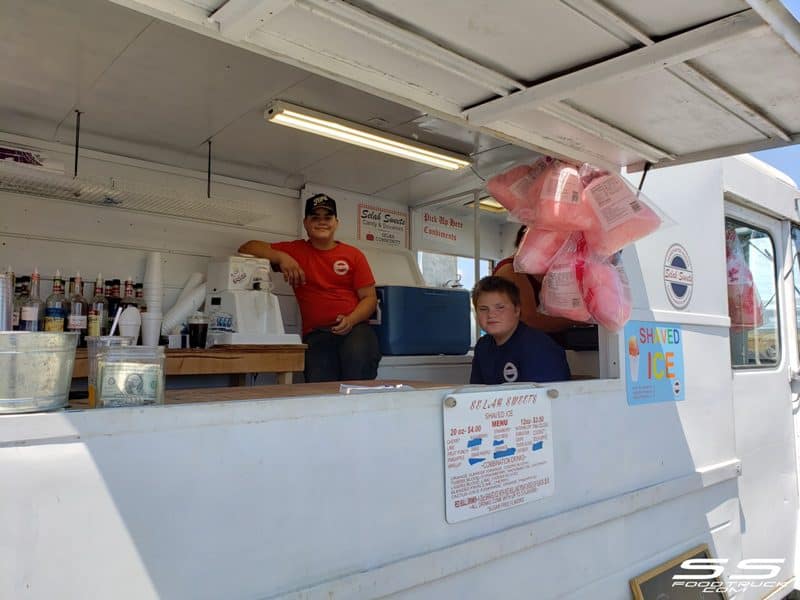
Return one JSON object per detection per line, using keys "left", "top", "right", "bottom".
{"left": 144, "top": 252, "right": 163, "bottom": 314}
{"left": 142, "top": 252, "right": 164, "bottom": 345}
{"left": 141, "top": 312, "right": 162, "bottom": 346}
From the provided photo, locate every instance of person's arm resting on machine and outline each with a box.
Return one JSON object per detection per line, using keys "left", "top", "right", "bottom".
{"left": 238, "top": 240, "right": 305, "bottom": 286}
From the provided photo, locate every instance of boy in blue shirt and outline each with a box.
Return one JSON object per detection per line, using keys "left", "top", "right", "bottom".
{"left": 470, "top": 276, "right": 571, "bottom": 384}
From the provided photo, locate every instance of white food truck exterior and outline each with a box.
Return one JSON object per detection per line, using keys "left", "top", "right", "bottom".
{"left": 1, "top": 155, "right": 799, "bottom": 599}
{"left": 3, "top": 0, "right": 800, "bottom": 598}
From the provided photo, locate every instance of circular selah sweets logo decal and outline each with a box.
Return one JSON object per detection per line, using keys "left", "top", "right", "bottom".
{"left": 333, "top": 260, "right": 350, "bottom": 275}
{"left": 663, "top": 244, "right": 693, "bottom": 309}
{"left": 503, "top": 362, "right": 519, "bottom": 382}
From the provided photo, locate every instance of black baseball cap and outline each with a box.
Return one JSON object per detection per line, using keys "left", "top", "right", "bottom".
{"left": 304, "top": 193, "right": 337, "bottom": 217}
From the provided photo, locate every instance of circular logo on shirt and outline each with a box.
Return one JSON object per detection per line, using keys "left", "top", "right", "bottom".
{"left": 503, "top": 362, "right": 519, "bottom": 382}
{"left": 663, "top": 244, "right": 693, "bottom": 310}
{"left": 333, "top": 260, "right": 350, "bottom": 275}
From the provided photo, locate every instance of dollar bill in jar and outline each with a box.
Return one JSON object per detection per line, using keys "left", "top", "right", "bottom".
{"left": 97, "top": 362, "right": 164, "bottom": 407}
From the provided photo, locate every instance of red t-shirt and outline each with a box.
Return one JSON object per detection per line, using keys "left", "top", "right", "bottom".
{"left": 271, "top": 240, "right": 375, "bottom": 335}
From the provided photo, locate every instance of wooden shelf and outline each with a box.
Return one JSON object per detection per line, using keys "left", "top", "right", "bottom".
{"left": 73, "top": 344, "right": 306, "bottom": 384}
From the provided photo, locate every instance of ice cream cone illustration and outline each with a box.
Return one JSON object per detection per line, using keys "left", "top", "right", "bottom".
{"left": 628, "top": 336, "right": 640, "bottom": 382}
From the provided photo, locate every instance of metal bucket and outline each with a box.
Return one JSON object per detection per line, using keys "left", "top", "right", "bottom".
{"left": 0, "top": 332, "right": 79, "bottom": 413}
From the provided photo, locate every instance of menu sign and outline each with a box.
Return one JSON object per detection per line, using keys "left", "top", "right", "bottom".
{"left": 443, "top": 388, "right": 554, "bottom": 523}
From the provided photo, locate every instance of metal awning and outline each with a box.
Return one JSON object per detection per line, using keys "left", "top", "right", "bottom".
{"left": 109, "top": 0, "right": 800, "bottom": 170}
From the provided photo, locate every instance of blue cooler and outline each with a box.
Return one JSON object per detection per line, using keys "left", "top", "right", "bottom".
{"left": 373, "top": 286, "right": 471, "bottom": 355}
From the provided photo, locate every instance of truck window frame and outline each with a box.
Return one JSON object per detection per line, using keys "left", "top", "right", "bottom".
{"left": 726, "top": 217, "right": 781, "bottom": 371}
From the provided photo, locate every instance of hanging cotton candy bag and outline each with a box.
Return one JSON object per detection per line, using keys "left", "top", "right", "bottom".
{"left": 539, "top": 233, "right": 592, "bottom": 322}
{"left": 531, "top": 160, "right": 596, "bottom": 231}
{"left": 513, "top": 227, "right": 571, "bottom": 275}
{"left": 578, "top": 252, "right": 632, "bottom": 332}
{"left": 725, "top": 226, "right": 764, "bottom": 330}
{"left": 580, "top": 166, "right": 663, "bottom": 256}
{"left": 487, "top": 158, "right": 552, "bottom": 222}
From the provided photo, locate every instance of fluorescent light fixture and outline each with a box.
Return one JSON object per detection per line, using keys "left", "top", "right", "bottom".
{"left": 465, "top": 196, "right": 507, "bottom": 213}
{"left": 265, "top": 101, "right": 470, "bottom": 171}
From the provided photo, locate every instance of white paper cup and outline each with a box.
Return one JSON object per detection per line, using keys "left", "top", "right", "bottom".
{"left": 141, "top": 314, "right": 163, "bottom": 346}
{"left": 162, "top": 283, "right": 206, "bottom": 335}
{"left": 145, "top": 252, "right": 162, "bottom": 284}
{"left": 143, "top": 286, "right": 163, "bottom": 304}
{"left": 175, "top": 272, "right": 204, "bottom": 304}
{"left": 145, "top": 301, "right": 163, "bottom": 314}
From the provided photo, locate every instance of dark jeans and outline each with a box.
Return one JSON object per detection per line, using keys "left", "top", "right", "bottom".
{"left": 302, "top": 322, "right": 382, "bottom": 383}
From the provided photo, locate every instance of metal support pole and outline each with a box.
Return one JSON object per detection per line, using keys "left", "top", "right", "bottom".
{"left": 207, "top": 139, "right": 212, "bottom": 199}
{"left": 73, "top": 110, "right": 82, "bottom": 178}
{"left": 472, "top": 189, "right": 482, "bottom": 341}
{"left": 473, "top": 189, "right": 481, "bottom": 287}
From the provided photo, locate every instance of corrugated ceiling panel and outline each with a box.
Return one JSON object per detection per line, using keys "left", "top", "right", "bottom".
{"left": 692, "top": 33, "right": 800, "bottom": 132}
{"left": 601, "top": 0, "right": 749, "bottom": 37}
{"left": 348, "top": 0, "right": 630, "bottom": 82}
{"left": 300, "top": 144, "right": 434, "bottom": 195}
{"left": 81, "top": 20, "right": 309, "bottom": 149}
{"left": 0, "top": 0, "right": 151, "bottom": 132}
{"left": 498, "top": 108, "right": 643, "bottom": 166}
{"left": 566, "top": 69, "right": 766, "bottom": 156}
{"left": 255, "top": 5, "right": 492, "bottom": 107}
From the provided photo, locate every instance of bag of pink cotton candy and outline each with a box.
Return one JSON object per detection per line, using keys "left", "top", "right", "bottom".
{"left": 577, "top": 251, "right": 632, "bottom": 332}
{"left": 530, "top": 159, "right": 596, "bottom": 231}
{"left": 513, "top": 227, "right": 571, "bottom": 275}
{"left": 539, "top": 233, "right": 592, "bottom": 322}
{"left": 579, "top": 164, "right": 664, "bottom": 256}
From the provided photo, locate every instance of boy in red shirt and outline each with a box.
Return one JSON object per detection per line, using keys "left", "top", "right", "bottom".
{"left": 239, "top": 194, "right": 381, "bottom": 382}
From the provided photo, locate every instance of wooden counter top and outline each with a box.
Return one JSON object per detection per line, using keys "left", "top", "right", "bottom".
{"left": 73, "top": 344, "right": 306, "bottom": 384}
{"left": 68, "top": 380, "right": 452, "bottom": 409}
{"left": 166, "top": 380, "right": 451, "bottom": 403}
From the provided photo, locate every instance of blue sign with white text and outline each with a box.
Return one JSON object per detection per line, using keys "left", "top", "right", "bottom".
{"left": 624, "top": 320, "right": 685, "bottom": 405}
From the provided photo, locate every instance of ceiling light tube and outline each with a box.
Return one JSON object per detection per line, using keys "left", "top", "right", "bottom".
{"left": 265, "top": 101, "right": 470, "bottom": 171}
{"left": 465, "top": 196, "right": 507, "bottom": 213}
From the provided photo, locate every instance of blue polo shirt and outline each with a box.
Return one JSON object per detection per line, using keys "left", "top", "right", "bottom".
{"left": 470, "top": 322, "right": 571, "bottom": 384}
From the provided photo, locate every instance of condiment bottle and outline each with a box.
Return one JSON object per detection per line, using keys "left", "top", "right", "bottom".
{"left": 67, "top": 272, "right": 89, "bottom": 347}
{"left": 88, "top": 273, "right": 109, "bottom": 337}
{"left": 20, "top": 269, "right": 44, "bottom": 331}
{"left": 44, "top": 269, "right": 67, "bottom": 332}
{"left": 107, "top": 279, "right": 122, "bottom": 330}
{"left": 121, "top": 277, "right": 137, "bottom": 309}
{"left": 12, "top": 276, "right": 27, "bottom": 330}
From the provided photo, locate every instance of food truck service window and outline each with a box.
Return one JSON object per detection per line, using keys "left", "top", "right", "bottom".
{"left": 725, "top": 218, "right": 780, "bottom": 369}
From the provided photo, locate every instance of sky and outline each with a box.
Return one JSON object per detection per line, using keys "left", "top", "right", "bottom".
{"left": 752, "top": 0, "right": 800, "bottom": 185}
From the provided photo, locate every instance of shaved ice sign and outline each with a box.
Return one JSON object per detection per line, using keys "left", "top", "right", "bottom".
{"left": 624, "top": 320, "right": 685, "bottom": 405}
